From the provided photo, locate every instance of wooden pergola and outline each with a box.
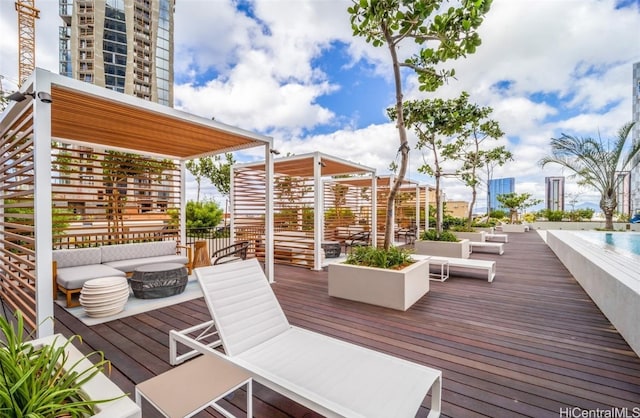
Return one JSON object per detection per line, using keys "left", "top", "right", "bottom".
{"left": 232, "top": 152, "right": 376, "bottom": 271}
{"left": 0, "top": 68, "right": 274, "bottom": 336}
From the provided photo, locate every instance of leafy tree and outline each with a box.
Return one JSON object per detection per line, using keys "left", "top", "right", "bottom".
{"left": 185, "top": 158, "right": 213, "bottom": 202}
{"left": 208, "top": 153, "right": 236, "bottom": 199}
{"left": 185, "top": 200, "right": 223, "bottom": 232}
{"left": 101, "top": 151, "right": 174, "bottom": 240}
{"left": 349, "top": 0, "right": 492, "bottom": 249}
{"left": 496, "top": 192, "right": 541, "bottom": 224}
{"left": 539, "top": 122, "right": 639, "bottom": 230}
{"left": 392, "top": 94, "right": 471, "bottom": 235}
{"left": 424, "top": 92, "right": 508, "bottom": 228}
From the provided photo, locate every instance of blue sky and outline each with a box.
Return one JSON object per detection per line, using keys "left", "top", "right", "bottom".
{"left": 1, "top": 0, "right": 639, "bottom": 210}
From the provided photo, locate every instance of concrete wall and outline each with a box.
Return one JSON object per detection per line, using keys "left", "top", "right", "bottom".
{"left": 546, "top": 230, "right": 640, "bottom": 357}
{"left": 531, "top": 221, "right": 640, "bottom": 232}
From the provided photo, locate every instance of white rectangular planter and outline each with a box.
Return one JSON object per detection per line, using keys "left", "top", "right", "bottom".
{"left": 328, "top": 259, "right": 430, "bottom": 311}
{"left": 414, "top": 239, "right": 470, "bottom": 259}
{"left": 30, "top": 334, "right": 141, "bottom": 418}
{"left": 453, "top": 231, "right": 485, "bottom": 242}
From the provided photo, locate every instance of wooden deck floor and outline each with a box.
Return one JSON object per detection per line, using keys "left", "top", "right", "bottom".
{"left": 53, "top": 231, "right": 640, "bottom": 417}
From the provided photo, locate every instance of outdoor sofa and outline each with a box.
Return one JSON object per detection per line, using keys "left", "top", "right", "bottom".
{"left": 53, "top": 240, "right": 192, "bottom": 307}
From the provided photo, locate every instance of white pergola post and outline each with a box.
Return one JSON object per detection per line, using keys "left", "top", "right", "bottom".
{"left": 265, "top": 143, "right": 275, "bottom": 282}
{"left": 415, "top": 183, "right": 421, "bottom": 236}
{"left": 312, "top": 154, "right": 323, "bottom": 271}
{"left": 179, "top": 160, "right": 186, "bottom": 249}
{"left": 33, "top": 73, "right": 54, "bottom": 338}
{"left": 371, "top": 173, "right": 377, "bottom": 247}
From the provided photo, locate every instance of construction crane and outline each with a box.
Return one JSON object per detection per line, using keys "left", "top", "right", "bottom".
{"left": 15, "top": 0, "right": 40, "bottom": 86}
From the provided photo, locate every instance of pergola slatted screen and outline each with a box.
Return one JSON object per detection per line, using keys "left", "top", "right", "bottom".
{"left": 233, "top": 153, "right": 376, "bottom": 269}
{"left": 330, "top": 176, "right": 423, "bottom": 247}
{"left": 323, "top": 180, "right": 373, "bottom": 243}
{"left": 232, "top": 166, "right": 267, "bottom": 258}
{"left": 0, "top": 107, "right": 37, "bottom": 330}
{"left": 51, "top": 144, "right": 181, "bottom": 248}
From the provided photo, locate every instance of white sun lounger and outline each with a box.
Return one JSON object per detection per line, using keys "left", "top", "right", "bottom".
{"left": 169, "top": 258, "right": 442, "bottom": 418}
{"left": 413, "top": 255, "right": 496, "bottom": 282}
{"left": 485, "top": 233, "right": 508, "bottom": 243}
{"left": 469, "top": 241, "right": 505, "bottom": 255}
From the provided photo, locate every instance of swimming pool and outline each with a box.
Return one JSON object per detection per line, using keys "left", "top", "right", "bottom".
{"left": 573, "top": 231, "right": 640, "bottom": 260}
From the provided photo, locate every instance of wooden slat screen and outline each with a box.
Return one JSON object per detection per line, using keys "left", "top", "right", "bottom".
{"left": 51, "top": 143, "right": 181, "bottom": 248}
{"left": 0, "top": 109, "right": 37, "bottom": 330}
{"left": 323, "top": 180, "right": 373, "bottom": 246}
{"left": 232, "top": 166, "right": 266, "bottom": 258}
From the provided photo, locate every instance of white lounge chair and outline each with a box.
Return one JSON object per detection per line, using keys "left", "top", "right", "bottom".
{"left": 413, "top": 255, "right": 496, "bottom": 282}
{"left": 169, "top": 259, "right": 442, "bottom": 418}
{"left": 469, "top": 241, "right": 504, "bottom": 255}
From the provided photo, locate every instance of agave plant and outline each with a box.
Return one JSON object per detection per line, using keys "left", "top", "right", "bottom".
{"left": 0, "top": 310, "right": 121, "bottom": 417}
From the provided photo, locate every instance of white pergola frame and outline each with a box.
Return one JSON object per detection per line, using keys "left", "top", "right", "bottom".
{"left": 0, "top": 68, "right": 275, "bottom": 337}
{"left": 233, "top": 152, "right": 377, "bottom": 272}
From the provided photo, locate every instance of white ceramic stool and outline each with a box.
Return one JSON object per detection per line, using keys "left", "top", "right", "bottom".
{"left": 79, "top": 276, "right": 130, "bottom": 318}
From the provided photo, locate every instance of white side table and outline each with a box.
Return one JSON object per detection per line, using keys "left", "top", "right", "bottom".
{"left": 427, "top": 258, "right": 450, "bottom": 282}
{"left": 135, "top": 354, "right": 252, "bottom": 418}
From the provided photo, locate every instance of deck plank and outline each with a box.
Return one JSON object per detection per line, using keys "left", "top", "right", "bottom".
{"left": 53, "top": 231, "right": 640, "bottom": 417}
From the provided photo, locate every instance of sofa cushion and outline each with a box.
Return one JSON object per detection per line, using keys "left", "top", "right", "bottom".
{"left": 103, "top": 255, "right": 188, "bottom": 273}
{"left": 56, "top": 265, "right": 126, "bottom": 290}
{"left": 53, "top": 248, "right": 102, "bottom": 268}
{"left": 100, "top": 241, "right": 177, "bottom": 263}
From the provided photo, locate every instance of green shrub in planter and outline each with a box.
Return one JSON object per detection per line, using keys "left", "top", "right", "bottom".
{"left": 419, "top": 229, "right": 458, "bottom": 242}
{"left": 345, "top": 246, "right": 414, "bottom": 269}
{"left": 0, "top": 310, "right": 122, "bottom": 417}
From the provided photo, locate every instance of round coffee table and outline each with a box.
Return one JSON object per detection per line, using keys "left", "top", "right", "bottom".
{"left": 130, "top": 263, "right": 188, "bottom": 299}
{"left": 79, "top": 276, "right": 130, "bottom": 318}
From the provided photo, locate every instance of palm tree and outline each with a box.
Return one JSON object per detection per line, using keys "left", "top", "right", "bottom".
{"left": 539, "top": 122, "right": 639, "bottom": 230}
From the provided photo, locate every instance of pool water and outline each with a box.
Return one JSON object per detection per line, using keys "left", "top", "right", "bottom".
{"left": 575, "top": 231, "right": 640, "bottom": 259}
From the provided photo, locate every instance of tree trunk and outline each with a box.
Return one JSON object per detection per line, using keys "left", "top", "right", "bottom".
{"left": 435, "top": 176, "right": 442, "bottom": 234}
{"left": 601, "top": 193, "right": 616, "bottom": 230}
{"left": 468, "top": 186, "right": 476, "bottom": 228}
{"left": 382, "top": 23, "right": 407, "bottom": 250}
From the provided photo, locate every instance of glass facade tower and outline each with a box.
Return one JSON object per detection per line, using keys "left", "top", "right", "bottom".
{"left": 631, "top": 62, "right": 640, "bottom": 213}
{"left": 59, "top": 0, "right": 175, "bottom": 106}
{"left": 488, "top": 177, "right": 515, "bottom": 213}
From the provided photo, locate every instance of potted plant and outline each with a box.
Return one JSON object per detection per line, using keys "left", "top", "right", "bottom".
{"left": 0, "top": 310, "right": 140, "bottom": 417}
{"left": 414, "top": 229, "right": 470, "bottom": 259}
{"left": 328, "top": 246, "right": 430, "bottom": 311}
{"left": 449, "top": 225, "right": 486, "bottom": 242}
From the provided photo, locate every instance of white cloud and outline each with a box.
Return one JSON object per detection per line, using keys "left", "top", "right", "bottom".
{"left": 2, "top": 0, "right": 639, "bottom": 210}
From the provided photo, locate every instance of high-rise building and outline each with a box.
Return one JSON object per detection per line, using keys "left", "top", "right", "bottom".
{"left": 59, "top": 0, "right": 175, "bottom": 106}
{"left": 630, "top": 62, "right": 640, "bottom": 213}
{"left": 545, "top": 176, "right": 564, "bottom": 212}
{"left": 616, "top": 171, "right": 631, "bottom": 216}
{"left": 488, "top": 177, "right": 515, "bottom": 213}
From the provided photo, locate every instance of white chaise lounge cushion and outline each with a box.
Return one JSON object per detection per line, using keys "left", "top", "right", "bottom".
{"left": 194, "top": 259, "right": 442, "bottom": 418}
{"left": 235, "top": 326, "right": 436, "bottom": 418}
{"left": 196, "top": 259, "right": 290, "bottom": 357}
